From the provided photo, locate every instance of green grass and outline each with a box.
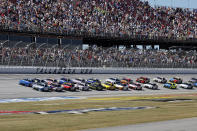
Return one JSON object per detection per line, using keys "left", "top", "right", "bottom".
{"left": 1, "top": 94, "right": 197, "bottom": 131}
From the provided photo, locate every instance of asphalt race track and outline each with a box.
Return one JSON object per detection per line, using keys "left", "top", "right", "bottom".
{"left": 0, "top": 74, "right": 197, "bottom": 99}
{"left": 83, "top": 117, "right": 197, "bottom": 131}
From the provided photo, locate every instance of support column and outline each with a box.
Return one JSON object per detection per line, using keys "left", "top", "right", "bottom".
{"left": 143, "top": 45, "right": 146, "bottom": 50}
{"left": 151, "top": 45, "right": 154, "bottom": 49}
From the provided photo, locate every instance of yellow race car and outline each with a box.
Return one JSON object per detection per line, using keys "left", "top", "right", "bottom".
{"left": 101, "top": 82, "right": 116, "bottom": 90}
{"left": 164, "top": 82, "right": 177, "bottom": 89}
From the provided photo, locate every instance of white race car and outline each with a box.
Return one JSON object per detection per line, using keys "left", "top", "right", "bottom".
{"left": 32, "top": 83, "right": 52, "bottom": 92}
{"left": 105, "top": 78, "right": 120, "bottom": 84}
{"left": 72, "top": 78, "right": 86, "bottom": 84}
{"left": 74, "top": 83, "right": 89, "bottom": 91}
{"left": 188, "top": 78, "right": 197, "bottom": 83}
{"left": 128, "top": 83, "right": 142, "bottom": 90}
{"left": 143, "top": 83, "right": 158, "bottom": 90}
{"left": 153, "top": 77, "right": 167, "bottom": 83}
{"left": 179, "top": 83, "right": 193, "bottom": 89}
{"left": 114, "top": 82, "right": 129, "bottom": 90}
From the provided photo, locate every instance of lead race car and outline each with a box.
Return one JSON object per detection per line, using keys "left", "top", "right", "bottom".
{"left": 143, "top": 83, "right": 158, "bottom": 90}
{"left": 19, "top": 79, "right": 34, "bottom": 87}
{"left": 179, "top": 83, "right": 193, "bottom": 89}
{"left": 153, "top": 77, "right": 167, "bottom": 84}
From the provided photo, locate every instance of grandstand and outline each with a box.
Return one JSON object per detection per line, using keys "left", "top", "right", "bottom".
{"left": 0, "top": 0, "right": 197, "bottom": 68}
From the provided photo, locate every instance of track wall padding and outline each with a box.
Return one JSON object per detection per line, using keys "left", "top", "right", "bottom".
{"left": 0, "top": 66, "right": 197, "bottom": 74}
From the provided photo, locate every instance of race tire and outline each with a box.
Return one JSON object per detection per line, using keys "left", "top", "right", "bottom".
{"left": 123, "top": 87, "right": 128, "bottom": 91}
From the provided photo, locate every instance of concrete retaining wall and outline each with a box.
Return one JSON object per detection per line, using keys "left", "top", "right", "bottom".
{"left": 0, "top": 66, "right": 197, "bottom": 74}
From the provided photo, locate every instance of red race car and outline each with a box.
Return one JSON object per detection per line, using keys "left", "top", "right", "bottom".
{"left": 61, "top": 83, "right": 77, "bottom": 91}
{"left": 136, "top": 77, "right": 150, "bottom": 84}
{"left": 121, "top": 78, "right": 133, "bottom": 84}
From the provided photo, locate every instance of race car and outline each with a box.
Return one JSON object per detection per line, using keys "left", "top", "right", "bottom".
{"left": 86, "top": 78, "right": 101, "bottom": 84}
{"left": 61, "top": 83, "right": 77, "bottom": 91}
{"left": 74, "top": 83, "right": 89, "bottom": 91}
{"left": 87, "top": 82, "right": 104, "bottom": 91}
{"left": 143, "top": 83, "right": 158, "bottom": 90}
{"left": 169, "top": 77, "right": 182, "bottom": 84}
{"left": 121, "top": 78, "right": 133, "bottom": 84}
{"left": 105, "top": 78, "right": 120, "bottom": 84}
{"left": 164, "top": 82, "right": 177, "bottom": 89}
{"left": 43, "top": 79, "right": 57, "bottom": 85}
{"left": 19, "top": 79, "right": 34, "bottom": 87}
{"left": 114, "top": 82, "right": 129, "bottom": 91}
{"left": 128, "top": 83, "right": 142, "bottom": 90}
{"left": 59, "top": 78, "right": 73, "bottom": 84}
{"left": 153, "top": 77, "right": 167, "bottom": 83}
{"left": 192, "top": 83, "right": 197, "bottom": 87}
{"left": 49, "top": 83, "right": 64, "bottom": 92}
{"left": 101, "top": 82, "right": 116, "bottom": 90}
{"left": 136, "top": 77, "right": 150, "bottom": 84}
{"left": 72, "top": 78, "right": 86, "bottom": 84}
{"left": 32, "top": 83, "right": 52, "bottom": 92}
{"left": 188, "top": 78, "right": 197, "bottom": 83}
{"left": 179, "top": 83, "right": 193, "bottom": 89}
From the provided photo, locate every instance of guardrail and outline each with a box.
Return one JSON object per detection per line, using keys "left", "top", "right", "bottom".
{"left": 0, "top": 66, "right": 197, "bottom": 74}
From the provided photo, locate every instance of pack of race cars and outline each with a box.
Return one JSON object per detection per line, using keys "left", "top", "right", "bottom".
{"left": 19, "top": 77, "right": 197, "bottom": 92}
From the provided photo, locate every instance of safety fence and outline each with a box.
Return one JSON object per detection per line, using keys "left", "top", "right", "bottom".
{"left": 0, "top": 66, "right": 197, "bottom": 74}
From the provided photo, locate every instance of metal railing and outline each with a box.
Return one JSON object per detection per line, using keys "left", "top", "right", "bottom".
{"left": 0, "top": 24, "right": 197, "bottom": 43}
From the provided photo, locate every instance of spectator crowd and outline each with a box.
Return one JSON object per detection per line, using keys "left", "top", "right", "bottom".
{"left": 1, "top": 45, "right": 197, "bottom": 68}
{"left": 0, "top": 0, "right": 196, "bottom": 39}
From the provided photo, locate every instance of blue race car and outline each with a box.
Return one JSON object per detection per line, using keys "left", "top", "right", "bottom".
{"left": 164, "top": 82, "right": 177, "bottom": 89}
{"left": 19, "top": 79, "right": 34, "bottom": 87}
{"left": 59, "top": 78, "right": 73, "bottom": 84}
{"left": 169, "top": 77, "right": 182, "bottom": 84}
{"left": 86, "top": 78, "right": 101, "bottom": 84}
{"left": 192, "top": 82, "right": 197, "bottom": 87}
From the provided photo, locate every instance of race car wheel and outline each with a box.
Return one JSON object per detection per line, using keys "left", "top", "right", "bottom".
{"left": 123, "top": 87, "right": 128, "bottom": 91}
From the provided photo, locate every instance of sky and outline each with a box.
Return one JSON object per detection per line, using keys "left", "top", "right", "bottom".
{"left": 146, "top": 0, "right": 197, "bottom": 9}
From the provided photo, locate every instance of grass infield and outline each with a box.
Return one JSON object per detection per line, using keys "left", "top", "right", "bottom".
{"left": 1, "top": 93, "right": 197, "bottom": 131}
